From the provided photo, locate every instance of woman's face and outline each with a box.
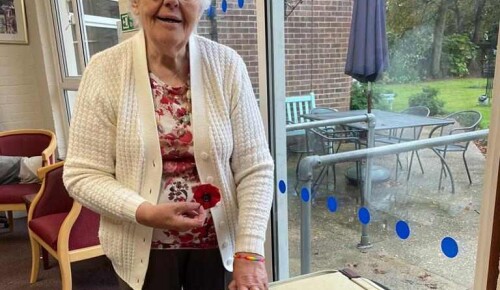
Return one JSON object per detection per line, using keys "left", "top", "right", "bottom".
{"left": 131, "top": 0, "right": 202, "bottom": 48}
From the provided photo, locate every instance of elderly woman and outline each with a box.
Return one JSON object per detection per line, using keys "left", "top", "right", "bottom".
{"left": 63, "top": 0, "right": 274, "bottom": 289}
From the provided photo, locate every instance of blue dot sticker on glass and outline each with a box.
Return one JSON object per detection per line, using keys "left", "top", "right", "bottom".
{"left": 358, "top": 207, "right": 370, "bottom": 225}
{"left": 221, "top": 0, "right": 228, "bottom": 13}
{"left": 206, "top": 5, "right": 215, "bottom": 18}
{"left": 278, "top": 180, "right": 286, "bottom": 194}
{"left": 326, "top": 196, "right": 337, "bottom": 212}
{"left": 300, "top": 187, "right": 310, "bottom": 202}
{"left": 238, "top": 0, "right": 244, "bottom": 8}
{"left": 395, "top": 220, "right": 410, "bottom": 240}
{"left": 441, "top": 237, "right": 459, "bottom": 258}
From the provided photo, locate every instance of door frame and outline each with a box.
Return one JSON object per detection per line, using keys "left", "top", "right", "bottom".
{"left": 474, "top": 27, "right": 500, "bottom": 290}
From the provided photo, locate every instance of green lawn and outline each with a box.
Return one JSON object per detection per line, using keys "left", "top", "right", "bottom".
{"left": 377, "top": 78, "right": 491, "bottom": 128}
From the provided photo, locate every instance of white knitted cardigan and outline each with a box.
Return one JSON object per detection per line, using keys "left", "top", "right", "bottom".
{"left": 63, "top": 30, "right": 274, "bottom": 290}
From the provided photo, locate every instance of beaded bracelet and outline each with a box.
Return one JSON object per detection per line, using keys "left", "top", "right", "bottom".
{"left": 234, "top": 253, "right": 265, "bottom": 263}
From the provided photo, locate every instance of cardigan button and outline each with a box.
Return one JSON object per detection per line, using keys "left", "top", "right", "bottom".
{"left": 221, "top": 241, "right": 228, "bottom": 248}
{"left": 226, "top": 258, "right": 233, "bottom": 266}
{"left": 219, "top": 221, "right": 226, "bottom": 228}
{"left": 200, "top": 152, "right": 209, "bottom": 160}
{"left": 206, "top": 176, "right": 214, "bottom": 183}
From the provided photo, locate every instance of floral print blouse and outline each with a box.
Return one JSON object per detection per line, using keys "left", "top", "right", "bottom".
{"left": 150, "top": 73, "right": 218, "bottom": 249}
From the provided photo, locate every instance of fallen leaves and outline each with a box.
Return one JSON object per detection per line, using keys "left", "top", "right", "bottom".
{"left": 418, "top": 272, "right": 432, "bottom": 281}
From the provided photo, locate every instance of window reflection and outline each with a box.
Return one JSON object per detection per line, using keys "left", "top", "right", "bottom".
{"left": 82, "top": 0, "right": 119, "bottom": 19}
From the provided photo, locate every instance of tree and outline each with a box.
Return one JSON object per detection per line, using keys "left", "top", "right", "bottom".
{"left": 451, "top": 0, "right": 464, "bottom": 33}
{"left": 471, "top": 0, "right": 488, "bottom": 44}
{"left": 466, "top": 0, "right": 488, "bottom": 75}
{"left": 431, "top": 0, "right": 450, "bottom": 78}
{"left": 386, "top": 0, "right": 432, "bottom": 36}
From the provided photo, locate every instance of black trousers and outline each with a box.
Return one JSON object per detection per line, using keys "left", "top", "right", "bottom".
{"left": 118, "top": 248, "right": 232, "bottom": 290}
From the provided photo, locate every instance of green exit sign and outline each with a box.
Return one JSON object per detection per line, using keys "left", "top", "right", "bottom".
{"left": 121, "top": 13, "right": 136, "bottom": 32}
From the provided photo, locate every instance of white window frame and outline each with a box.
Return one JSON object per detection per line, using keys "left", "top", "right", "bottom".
{"left": 50, "top": 0, "right": 119, "bottom": 123}
{"left": 80, "top": 8, "right": 119, "bottom": 63}
{"left": 83, "top": 15, "right": 119, "bottom": 29}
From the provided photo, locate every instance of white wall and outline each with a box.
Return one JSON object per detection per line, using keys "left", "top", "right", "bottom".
{"left": 0, "top": 0, "right": 54, "bottom": 131}
{"left": 0, "top": 0, "right": 68, "bottom": 156}
{"left": 118, "top": 0, "right": 139, "bottom": 41}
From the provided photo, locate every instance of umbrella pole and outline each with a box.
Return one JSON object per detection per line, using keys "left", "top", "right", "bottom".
{"left": 367, "top": 82, "right": 373, "bottom": 113}
{"left": 358, "top": 113, "right": 374, "bottom": 250}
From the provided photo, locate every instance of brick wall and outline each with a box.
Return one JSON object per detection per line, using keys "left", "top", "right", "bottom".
{"left": 198, "top": 0, "right": 352, "bottom": 111}
{"left": 284, "top": 0, "right": 352, "bottom": 109}
{"left": 197, "top": 1, "right": 260, "bottom": 96}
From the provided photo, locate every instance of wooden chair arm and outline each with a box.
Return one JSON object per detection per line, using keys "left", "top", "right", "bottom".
{"left": 41, "top": 131, "right": 57, "bottom": 166}
{"left": 57, "top": 201, "right": 83, "bottom": 255}
{"left": 37, "top": 161, "right": 64, "bottom": 180}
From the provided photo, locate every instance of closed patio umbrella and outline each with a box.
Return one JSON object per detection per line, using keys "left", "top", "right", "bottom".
{"left": 345, "top": 0, "right": 389, "bottom": 113}
{"left": 344, "top": 0, "right": 389, "bottom": 249}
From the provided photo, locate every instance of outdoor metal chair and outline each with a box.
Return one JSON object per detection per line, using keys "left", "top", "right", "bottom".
{"left": 307, "top": 107, "right": 365, "bottom": 152}
{"left": 288, "top": 107, "right": 366, "bottom": 199}
{"left": 307, "top": 128, "right": 362, "bottom": 200}
{"left": 428, "top": 110, "right": 482, "bottom": 192}
{"left": 309, "top": 107, "right": 345, "bottom": 152}
{"left": 375, "top": 106, "right": 430, "bottom": 180}
{"left": 288, "top": 108, "right": 338, "bottom": 193}
{"left": 288, "top": 107, "right": 340, "bottom": 163}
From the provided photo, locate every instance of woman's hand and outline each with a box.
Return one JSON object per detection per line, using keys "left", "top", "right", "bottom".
{"left": 229, "top": 253, "right": 268, "bottom": 290}
{"left": 136, "top": 201, "right": 206, "bottom": 231}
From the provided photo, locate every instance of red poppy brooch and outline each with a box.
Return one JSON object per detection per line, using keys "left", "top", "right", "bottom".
{"left": 192, "top": 183, "right": 221, "bottom": 209}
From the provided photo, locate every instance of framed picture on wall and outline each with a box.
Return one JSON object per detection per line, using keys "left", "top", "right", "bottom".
{"left": 0, "top": 0, "right": 28, "bottom": 44}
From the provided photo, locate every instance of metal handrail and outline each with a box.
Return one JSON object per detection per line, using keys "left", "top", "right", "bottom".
{"left": 298, "top": 129, "right": 488, "bottom": 170}
{"left": 286, "top": 114, "right": 374, "bottom": 132}
{"left": 287, "top": 114, "right": 377, "bottom": 274}
{"left": 296, "top": 129, "right": 489, "bottom": 274}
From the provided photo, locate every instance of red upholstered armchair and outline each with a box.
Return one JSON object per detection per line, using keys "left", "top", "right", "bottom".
{"left": 28, "top": 162, "right": 103, "bottom": 290}
{"left": 0, "top": 129, "right": 57, "bottom": 231}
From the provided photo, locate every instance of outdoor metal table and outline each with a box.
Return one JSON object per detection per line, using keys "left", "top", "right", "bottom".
{"left": 303, "top": 109, "right": 454, "bottom": 131}
{"left": 303, "top": 109, "right": 455, "bottom": 184}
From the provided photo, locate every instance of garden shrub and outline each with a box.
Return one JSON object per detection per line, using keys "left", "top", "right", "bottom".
{"left": 408, "top": 87, "right": 445, "bottom": 116}
{"left": 350, "top": 81, "right": 392, "bottom": 111}
{"left": 350, "top": 81, "right": 368, "bottom": 110}
{"left": 442, "top": 34, "right": 477, "bottom": 77}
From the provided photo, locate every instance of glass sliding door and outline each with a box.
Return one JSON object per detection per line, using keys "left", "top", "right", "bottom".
{"left": 269, "top": 1, "right": 500, "bottom": 289}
